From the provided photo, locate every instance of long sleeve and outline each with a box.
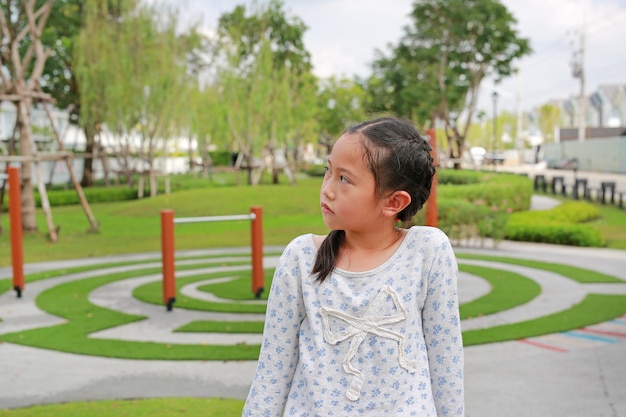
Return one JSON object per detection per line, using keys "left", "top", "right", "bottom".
{"left": 422, "top": 231, "right": 465, "bottom": 416}
{"left": 242, "top": 240, "right": 307, "bottom": 417}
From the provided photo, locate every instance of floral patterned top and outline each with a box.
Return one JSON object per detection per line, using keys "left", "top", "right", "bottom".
{"left": 242, "top": 226, "right": 464, "bottom": 417}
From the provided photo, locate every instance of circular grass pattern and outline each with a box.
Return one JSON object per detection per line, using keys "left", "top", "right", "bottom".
{"left": 0, "top": 251, "right": 625, "bottom": 359}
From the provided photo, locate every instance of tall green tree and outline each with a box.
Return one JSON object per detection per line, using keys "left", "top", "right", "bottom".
{"left": 217, "top": 0, "right": 311, "bottom": 75}
{"left": 368, "top": 0, "right": 531, "bottom": 167}
{"left": 40, "top": 0, "right": 81, "bottom": 115}
{"left": 75, "top": 0, "right": 197, "bottom": 189}
{"left": 42, "top": 0, "right": 142, "bottom": 186}
{"left": 317, "top": 76, "right": 367, "bottom": 147}
{"left": 214, "top": 0, "right": 316, "bottom": 184}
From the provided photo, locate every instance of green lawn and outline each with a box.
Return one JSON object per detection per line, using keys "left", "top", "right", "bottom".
{"left": 2, "top": 173, "right": 625, "bottom": 267}
{"left": 0, "top": 398, "right": 244, "bottom": 417}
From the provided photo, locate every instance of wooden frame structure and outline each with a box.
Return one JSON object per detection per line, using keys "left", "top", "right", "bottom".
{"left": 0, "top": 84, "right": 99, "bottom": 241}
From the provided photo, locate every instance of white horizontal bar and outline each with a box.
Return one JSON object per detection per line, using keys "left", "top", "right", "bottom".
{"left": 174, "top": 213, "right": 255, "bottom": 224}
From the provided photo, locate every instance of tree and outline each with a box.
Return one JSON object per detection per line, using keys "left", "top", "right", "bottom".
{"left": 213, "top": 0, "right": 316, "bottom": 185}
{"left": 42, "top": 0, "right": 142, "bottom": 187}
{"left": 75, "top": 1, "right": 197, "bottom": 191}
{"left": 0, "top": 0, "right": 54, "bottom": 231}
{"left": 317, "top": 76, "right": 367, "bottom": 149}
{"left": 538, "top": 103, "right": 561, "bottom": 144}
{"left": 40, "top": 0, "right": 81, "bottom": 114}
{"left": 368, "top": 0, "right": 531, "bottom": 167}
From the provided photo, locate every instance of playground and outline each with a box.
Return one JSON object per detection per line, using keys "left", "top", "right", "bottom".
{"left": 1, "top": 171, "right": 626, "bottom": 416}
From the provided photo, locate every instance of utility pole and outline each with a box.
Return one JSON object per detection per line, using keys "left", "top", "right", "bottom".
{"left": 570, "top": 29, "right": 586, "bottom": 142}
{"left": 516, "top": 69, "right": 524, "bottom": 164}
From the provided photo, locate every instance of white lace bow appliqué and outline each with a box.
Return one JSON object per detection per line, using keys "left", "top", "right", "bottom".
{"left": 319, "top": 285, "right": 418, "bottom": 401}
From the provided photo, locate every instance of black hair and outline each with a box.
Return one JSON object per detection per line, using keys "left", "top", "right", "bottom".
{"left": 312, "top": 116, "right": 436, "bottom": 283}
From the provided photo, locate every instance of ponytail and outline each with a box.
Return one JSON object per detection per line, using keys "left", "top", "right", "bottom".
{"left": 312, "top": 230, "right": 345, "bottom": 282}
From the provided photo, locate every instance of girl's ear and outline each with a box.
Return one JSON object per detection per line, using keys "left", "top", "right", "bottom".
{"left": 382, "top": 190, "right": 411, "bottom": 218}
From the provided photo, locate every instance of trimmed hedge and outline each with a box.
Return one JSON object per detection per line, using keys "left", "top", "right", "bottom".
{"left": 438, "top": 171, "right": 533, "bottom": 212}
{"left": 506, "top": 201, "right": 604, "bottom": 247}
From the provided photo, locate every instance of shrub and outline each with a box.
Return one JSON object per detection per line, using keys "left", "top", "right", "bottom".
{"left": 305, "top": 165, "right": 326, "bottom": 177}
{"left": 429, "top": 198, "right": 509, "bottom": 248}
{"left": 506, "top": 223, "right": 604, "bottom": 247}
{"left": 438, "top": 171, "right": 532, "bottom": 212}
{"left": 35, "top": 187, "right": 138, "bottom": 207}
{"left": 208, "top": 151, "right": 232, "bottom": 166}
{"left": 437, "top": 169, "right": 483, "bottom": 185}
{"left": 506, "top": 201, "right": 604, "bottom": 247}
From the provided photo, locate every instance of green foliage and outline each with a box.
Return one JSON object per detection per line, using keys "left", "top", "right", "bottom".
{"left": 507, "top": 201, "right": 605, "bottom": 247}
{"left": 216, "top": 0, "right": 312, "bottom": 75}
{"left": 35, "top": 187, "right": 138, "bottom": 207}
{"left": 367, "top": 0, "right": 531, "bottom": 155}
{"left": 437, "top": 169, "right": 483, "bottom": 185}
{"left": 213, "top": 0, "right": 318, "bottom": 183}
{"left": 506, "top": 223, "right": 604, "bottom": 247}
{"left": 305, "top": 164, "right": 326, "bottom": 177}
{"left": 438, "top": 171, "right": 533, "bottom": 212}
{"left": 433, "top": 171, "right": 532, "bottom": 247}
{"left": 316, "top": 77, "right": 368, "bottom": 139}
{"left": 208, "top": 150, "right": 233, "bottom": 166}
{"left": 40, "top": 0, "right": 83, "bottom": 115}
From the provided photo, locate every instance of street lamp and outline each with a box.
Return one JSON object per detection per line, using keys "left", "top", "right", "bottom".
{"left": 492, "top": 91, "right": 498, "bottom": 170}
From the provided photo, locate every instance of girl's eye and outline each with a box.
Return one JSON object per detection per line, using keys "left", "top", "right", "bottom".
{"left": 324, "top": 166, "right": 330, "bottom": 175}
{"left": 339, "top": 175, "right": 350, "bottom": 184}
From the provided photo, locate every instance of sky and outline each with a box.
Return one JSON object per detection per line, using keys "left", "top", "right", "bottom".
{"left": 171, "top": 0, "right": 626, "bottom": 115}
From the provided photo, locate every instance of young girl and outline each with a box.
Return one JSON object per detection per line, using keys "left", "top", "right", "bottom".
{"left": 242, "top": 117, "right": 464, "bottom": 417}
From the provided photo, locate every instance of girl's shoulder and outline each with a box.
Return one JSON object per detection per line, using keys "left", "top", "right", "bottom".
{"left": 281, "top": 233, "right": 319, "bottom": 257}
{"left": 407, "top": 225, "right": 451, "bottom": 242}
{"left": 405, "top": 226, "right": 454, "bottom": 252}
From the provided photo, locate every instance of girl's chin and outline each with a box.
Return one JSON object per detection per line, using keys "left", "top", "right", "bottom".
{"left": 321, "top": 215, "right": 336, "bottom": 229}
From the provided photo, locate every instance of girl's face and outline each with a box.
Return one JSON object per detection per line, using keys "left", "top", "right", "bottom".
{"left": 320, "top": 133, "right": 388, "bottom": 232}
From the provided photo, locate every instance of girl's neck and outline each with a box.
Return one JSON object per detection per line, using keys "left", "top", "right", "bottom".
{"left": 337, "top": 227, "right": 407, "bottom": 272}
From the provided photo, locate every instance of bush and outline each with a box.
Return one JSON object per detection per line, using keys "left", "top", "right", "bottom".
{"left": 506, "top": 223, "right": 604, "bottom": 247}
{"left": 208, "top": 151, "right": 232, "bottom": 167}
{"left": 36, "top": 187, "right": 138, "bottom": 207}
{"left": 438, "top": 171, "right": 532, "bottom": 212}
{"left": 305, "top": 165, "right": 326, "bottom": 177}
{"left": 506, "top": 201, "right": 604, "bottom": 247}
{"left": 437, "top": 169, "right": 483, "bottom": 185}
{"left": 433, "top": 198, "right": 510, "bottom": 247}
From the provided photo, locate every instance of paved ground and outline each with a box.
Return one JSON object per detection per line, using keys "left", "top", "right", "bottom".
{"left": 0, "top": 189, "right": 625, "bottom": 416}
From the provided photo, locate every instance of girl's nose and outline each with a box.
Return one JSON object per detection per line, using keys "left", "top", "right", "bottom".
{"left": 321, "top": 178, "right": 334, "bottom": 199}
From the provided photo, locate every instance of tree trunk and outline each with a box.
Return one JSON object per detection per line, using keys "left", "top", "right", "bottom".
{"left": 17, "top": 100, "right": 37, "bottom": 231}
{"left": 81, "top": 124, "right": 95, "bottom": 186}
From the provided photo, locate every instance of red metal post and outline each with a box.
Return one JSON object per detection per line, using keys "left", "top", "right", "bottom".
{"left": 8, "top": 166, "right": 24, "bottom": 297}
{"left": 425, "top": 128, "right": 438, "bottom": 227}
{"left": 250, "top": 206, "right": 264, "bottom": 298}
{"left": 160, "top": 210, "right": 176, "bottom": 311}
